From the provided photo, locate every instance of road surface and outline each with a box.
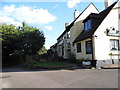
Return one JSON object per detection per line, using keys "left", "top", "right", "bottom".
{"left": 1, "top": 68, "right": 119, "bottom": 88}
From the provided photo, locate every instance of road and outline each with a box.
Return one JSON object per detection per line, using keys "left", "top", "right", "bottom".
{"left": 1, "top": 69, "right": 119, "bottom": 88}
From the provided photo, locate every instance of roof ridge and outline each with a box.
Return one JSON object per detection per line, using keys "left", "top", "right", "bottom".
{"left": 89, "top": 3, "right": 99, "bottom": 12}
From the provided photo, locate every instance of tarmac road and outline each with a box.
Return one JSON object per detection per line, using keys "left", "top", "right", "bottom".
{"left": 1, "top": 69, "right": 119, "bottom": 88}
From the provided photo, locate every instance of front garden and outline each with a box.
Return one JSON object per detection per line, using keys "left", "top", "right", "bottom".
{"left": 33, "top": 60, "right": 74, "bottom": 70}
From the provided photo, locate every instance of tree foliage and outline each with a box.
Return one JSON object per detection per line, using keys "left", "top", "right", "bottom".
{"left": 37, "top": 46, "right": 47, "bottom": 55}
{"left": 1, "top": 22, "right": 45, "bottom": 66}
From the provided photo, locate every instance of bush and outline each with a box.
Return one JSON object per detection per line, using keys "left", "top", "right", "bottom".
{"left": 25, "top": 55, "right": 36, "bottom": 69}
{"left": 69, "top": 53, "right": 76, "bottom": 63}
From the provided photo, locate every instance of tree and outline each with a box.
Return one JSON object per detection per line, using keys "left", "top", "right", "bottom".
{"left": 0, "top": 24, "right": 20, "bottom": 66}
{"left": 19, "top": 22, "right": 45, "bottom": 55}
{"left": 37, "top": 46, "right": 47, "bottom": 55}
{"left": 1, "top": 22, "right": 45, "bottom": 66}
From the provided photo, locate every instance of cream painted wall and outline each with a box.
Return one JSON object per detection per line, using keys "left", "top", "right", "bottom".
{"left": 94, "top": 1, "right": 120, "bottom": 60}
{"left": 57, "top": 31, "right": 71, "bottom": 59}
{"left": 75, "top": 38, "right": 93, "bottom": 60}
{"left": 63, "top": 32, "right": 70, "bottom": 59}
{"left": 57, "top": 39, "right": 63, "bottom": 57}
{"left": 70, "top": 3, "right": 99, "bottom": 55}
{"left": 70, "top": 21, "right": 84, "bottom": 54}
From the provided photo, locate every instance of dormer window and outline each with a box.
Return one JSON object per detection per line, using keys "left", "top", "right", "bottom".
{"left": 84, "top": 19, "right": 92, "bottom": 31}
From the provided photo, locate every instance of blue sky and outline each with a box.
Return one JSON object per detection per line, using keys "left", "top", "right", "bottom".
{"left": 0, "top": 0, "right": 117, "bottom": 49}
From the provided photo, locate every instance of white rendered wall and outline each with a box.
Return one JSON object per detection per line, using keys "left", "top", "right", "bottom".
{"left": 94, "top": 2, "right": 120, "bottom": 60}
{"left": 76, "top": 3, "right": 99, "bottom": 22}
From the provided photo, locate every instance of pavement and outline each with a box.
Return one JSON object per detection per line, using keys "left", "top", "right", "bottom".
{"left": 102, "top": 62, "right": 120, "bottom": 69}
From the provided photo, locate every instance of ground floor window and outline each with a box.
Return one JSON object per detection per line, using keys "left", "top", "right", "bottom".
{"left": 86, "top": 40, "right": 92, "bottom": 54}
{"left": 77, "top": 43, "right": 81, "bottom": 53}
{"left": 67, "top": 43, "right": 71, "bottom": 51}
{"left": 110, "top": 39, "right": 119, "bottom": 51}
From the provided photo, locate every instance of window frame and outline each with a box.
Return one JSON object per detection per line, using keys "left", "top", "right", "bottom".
{"left": 77, "top": 43, "right": 81, "bottom": 53}
{"left": 110, "top": 39, "right": 119, "bottom": 51}
{"left": 67, "top": 31, "right": 70, "bottom": 39}
{"left": 86, "top": 40, "right": 92, "bottom": 54}
{"left": 119, "top": 14, "right": 120, "bottom": 19}
{"left": 84, "top": 19, "right": 92, "bottom": 31}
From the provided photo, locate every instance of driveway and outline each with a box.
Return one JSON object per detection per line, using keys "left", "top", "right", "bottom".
{"left": 1, "top": 68, "right": 119, "bottom": 88}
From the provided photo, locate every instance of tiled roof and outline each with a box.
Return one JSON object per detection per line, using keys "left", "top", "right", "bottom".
{"left": 73, "top": 1, "right": 117, "bottom": 43}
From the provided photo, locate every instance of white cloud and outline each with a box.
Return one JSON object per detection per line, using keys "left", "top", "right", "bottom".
{"left": 0, "top": 5, "right": 57, "bottom": 26}
{"left": 44, "top": 26, "right": 53, "bottom": 31}
{"left": 0, "top": 16, "right": 22, "bottom": 27}
{"left": 67, "top": 0, "right": 81, "bottom": 8}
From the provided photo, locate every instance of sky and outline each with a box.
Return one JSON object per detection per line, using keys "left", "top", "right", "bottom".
{"left": 0, "top": 0, "right": 117, "bottom": 49}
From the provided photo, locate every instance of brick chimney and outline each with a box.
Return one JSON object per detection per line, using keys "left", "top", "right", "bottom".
{"left": 65, "top": 23, "right": 69, "bottom": 28}
{"left": 104, "top": 0, "right": 113, "bottom": 8}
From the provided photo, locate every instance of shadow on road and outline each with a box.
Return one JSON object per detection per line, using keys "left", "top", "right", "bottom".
{"left": 1, "top": 64, "right": 120, "bottom": 73}
{"left": 1, "top": 64, "right": 83, "bottom": 73}
{"left": 0, "top": 76, "right": 11, "bottom": 78}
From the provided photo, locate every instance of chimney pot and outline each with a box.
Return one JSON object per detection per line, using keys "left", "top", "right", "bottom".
{"left": 65, "top": 23, "right": 69, "bottom": 28}
{"left": 74, "top": 9, "right": 79, "bottom": 19}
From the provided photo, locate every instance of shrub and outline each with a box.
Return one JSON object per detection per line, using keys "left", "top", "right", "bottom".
{"left": 69, "top": 53, "right": 76, "bottom": 63}
{"left": 25, "top": 55, "right": 36, "bottom": 69}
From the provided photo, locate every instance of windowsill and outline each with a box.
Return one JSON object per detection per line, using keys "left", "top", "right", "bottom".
{"left": 84, "top": 29, "right": 91, "bottom": 31}
{"left": 86, "top": 53, "right": 92, "bottom": 54}
{"left": 111, "top": 50, "right": 119, "bottom": 51}
{"left": 86, "top": 51, "right": 92, "bottom": 54}
{"left": 77, "top": 52, "right": 81, "bottom": 53}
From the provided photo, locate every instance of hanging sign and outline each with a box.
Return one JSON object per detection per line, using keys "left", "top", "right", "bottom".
{"left": 106, "top": 27, "right": 120, "bottom": 36}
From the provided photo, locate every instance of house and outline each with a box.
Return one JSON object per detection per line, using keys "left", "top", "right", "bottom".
{"left": 50, "top": 43, "right": 57, "bottom": 58}
{"left": 73, "top": 0, "right": 120, "bottom": 67}
{"left": 52, "top": 0, "right": 120, "bottom": 67}
{"left": 57, "top": 3, "right": 99, "bottom": 59}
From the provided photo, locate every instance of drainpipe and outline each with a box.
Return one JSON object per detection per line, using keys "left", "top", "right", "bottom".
{"left": 91, "top": 36, "right": 96, "bottom": 67}
{"left": 91, "top": 37, "right": 94, "bottom": 60}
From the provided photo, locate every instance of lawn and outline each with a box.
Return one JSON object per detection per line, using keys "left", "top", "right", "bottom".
{"left": 33, "top": 61, "right": 71, "bottom": 67}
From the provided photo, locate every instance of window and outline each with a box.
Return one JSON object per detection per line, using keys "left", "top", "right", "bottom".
{"left": 77, "top": 43, "right": 81, "bottom": 53}
{"left": 67, "top": 31, "right": 70, "bottom": 39}
{"left": 84, "top": 19, "right": 92, "bottom": 31}
{"left": 86, "top": 40, "right": 92, "bottom": 54}
{"left": 110, "top": 40, "right": 119, "bottom": 51}
{"left": 67, "top": 43, "right": 71, "bottom": 51}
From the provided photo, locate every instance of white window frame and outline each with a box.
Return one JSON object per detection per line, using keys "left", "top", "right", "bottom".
{"left": 110, "top": 39, "right": 119, "bottom": 51}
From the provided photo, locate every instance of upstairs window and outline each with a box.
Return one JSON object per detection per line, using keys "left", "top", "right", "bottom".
{"left": 84, "top": 19, "right": 92, "bottom": 31}
{"left": 110, "top": 39, "right": 119, "bottom": 51}
{"left": 67, "top": 31, "right": 70, "bottom": 39}
{"left": 67, "top": 43, "right": 71, "bottom": 51}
